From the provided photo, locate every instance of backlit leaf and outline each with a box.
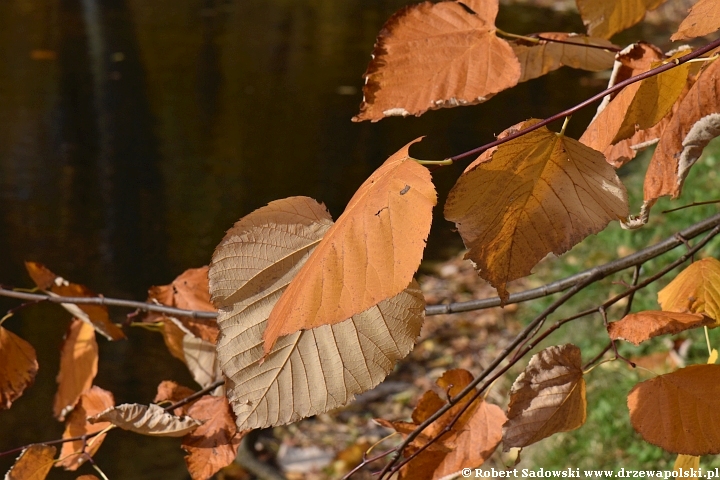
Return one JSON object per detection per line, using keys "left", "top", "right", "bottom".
{"left": 263, "top": 141, "right": 434, "bottom": 353}
{"left": 628, "top": 364, "right": 720, "bottom": 455}
{"left": 575, "top": 0, "right": 668, "bottom": 39}
{"left": 154, "top": 380, "right": 196, "bottom": 416}
{"left": 658, "top": 258, "right": 720, "bottom": 324}
{"left": 671, "top": 0, "right": 720, "bottom": 41}
{"left": 209, "top": 196, "right": 425, "bottom": 430}
{"left": 0, "top": 326, "right": 38, "bottom": 410}
{"left": 53, "top": 319, "right": 98, "bottom": 421}
{"left": 89, "top": 403, "right": 202, "bottom": 437}
{"left": 352, "top": 0, "right": 520, "bottom": 121}
{"left": 503, "top": 344, "right": 586, "bottom": 449}
{"left": 608, "top": 311, "right": 714, "bottom": 345}
{"left": 6, "top": 444, "right": 56, "bottom": 480}
{"left": 445, "top": 119, "right": 628, "bottom": 301}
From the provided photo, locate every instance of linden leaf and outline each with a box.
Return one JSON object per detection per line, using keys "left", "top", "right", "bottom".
{"left": 6, "top": 444, "right": 56, "bottom": 480}
{"left": 672, "top": 0, "right": 720, "bottom": 41}
{"left": 57, "top": 386, "right": 114, "bottom": 471}
{"left": 209, "top": 196, "right": 425, "bottom": 430}
{"left": 511, "top": 33, "right": 616, "bottom": 83}
{"left": 628, "top": 364, "right": 720, "bottom": 455}
{"left": 575, "top": 0, "right": 668, "bottom": 39}
{"left": 607, "top": 311, "right": 714, "bottom": 346}
{"left": 89, "top": 403, "right": 202, "bottom": 437}
{"left": 263, "top": 140, "right": 435, "bottom": 353}
{"left": 503, "top": 344, "right": 586, "bottom": 449}
{"left": 0, "top": 326, "right": 38, "bottom": 410}
{"left": 352, "top": 0, "right": 520, "bottom": 122}
{"left": 53, "top": 319, "right": 98, "bottom": 421}
{"left": 658, "top": 258, "right": 720, "bottom": 324}
{"left": 445, "top": 119, "right": 628, "bottom": 301}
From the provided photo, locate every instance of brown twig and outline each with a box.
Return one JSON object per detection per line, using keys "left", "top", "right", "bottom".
{"left": 663, "top": 199, "right": 720, "bottom": 213}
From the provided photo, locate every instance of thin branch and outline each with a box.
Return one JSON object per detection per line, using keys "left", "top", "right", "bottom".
{"left": 663, "top": 199, "right": 720, "bottom": 213}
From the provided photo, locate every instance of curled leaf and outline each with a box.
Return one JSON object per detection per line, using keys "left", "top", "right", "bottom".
{"left": 608, "top": 311, "right": 714, "bottom": 345}
{"left": 53, "top": 319, "right": 98, "bottom": 420}
{"left": 89, "top": 403, "right": 203, "bottom": 437}
{"left": 0, "top": 326, "right": 38, "bottom": 410}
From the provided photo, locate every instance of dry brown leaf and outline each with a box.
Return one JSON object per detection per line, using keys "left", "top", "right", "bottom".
{"left": 154, "top": 380, "right": 197, "bottom": 416}
{"left": 644, "top": 57, "right": 720, "bottom": 205}
{"left": 263, "top": 141, "right": 434, "bottom": 353}
{"left": 352, "top": 0, "right": 520, "bottom": 122}
{"left": 24, "top": 262, "right": 125, "bottom": 341}
{"left": 511, "top": 33, "right": 616, "bottom": 83}
{"left": 575, "top": 0, "right": 668, "bottom": 39}
{"left": 607, "top": 311, "right": 714, "bottom": 345}
{"left": 57, "top": 386, "right": 114, "bottom": 471}
{"left": 0, "top": 326, "right": 38, "bottom": 411}
{"left": 89, "top": 403, "right": 202, "bottom": 437}
{"left": 628, "top": 364, "right": 720, "bottom": 455}
{"left": 503, "top": 344, "right": 586, "bottom": 449}
{"left": 76, "top": 476, "right": 101, "bottom": 480}
{"left": 672, "top": 0, "right": 720, "bottom": 41}
{"left": 658, "top": 258, "right": 720, "bottom": 324}
{"left": 445, "top": 119, "right": 628, "bottom": 301}
{"left": 161, "top": 317, "right": 222, "bottom": 389}
{"left": 209, "top": 196, "right": 425, "bottom": 430}
{"left": 182, "top": 395, "right": 246, "bottom": 480}
{"left": 53, "top": 319, "right": 98, "bottom": 420}
{"left": 6, "top": 444, "right": 56, "bottom": 480}
{"left": 161, "top": 317, "right": 187, "bottom": 362}
{"left": 674, "top": 454, "right": 700, "bottom": 479}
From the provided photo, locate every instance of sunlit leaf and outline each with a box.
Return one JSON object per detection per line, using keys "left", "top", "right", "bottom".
{"left": 575, "top": 0, "right": 668, "bottom": 39}
{"left": 6, "top": 444, "right": 56, "bottom": 480}
{"left": 53, "top": 319, "right": 98, "bottom": 421}
{"left": 89, "top": 403, "right": 202, "bottom": 437}
{"left": 0, "top": 326, "right": 38, "bottom": 410}
{"left": 608, "top": 311, "right": 714, "bottom": 345}
{"left": 658, "top": 258, "right": 720, "bottom": 324}
{"left": 671, "top": 0, "right": 720, "bottom": 41}
{"left": 154, "top": 380, "right": 196, "bottom": 416}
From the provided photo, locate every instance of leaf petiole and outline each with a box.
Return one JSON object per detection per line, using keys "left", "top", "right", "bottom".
{"left": 415, "top": 158, "right": 453, "bottom": 166}
{"left": 559, "top": 116, "right": 571, "bottom": 136}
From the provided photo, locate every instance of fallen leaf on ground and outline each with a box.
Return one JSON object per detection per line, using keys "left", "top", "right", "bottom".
{"left": 6, "top": 444, "right": 56, "bottom": 480}
{"left": 671, "top": 0, "right": 720, "bottom": 41}
{"left": 0, "top": 326, "right": 38, "bottom": 411}
{"left": 53, "top": 319, "right": 98, "bottom": 420}
{"left": 89, "top": 403, "right": 202, "bottom": 437}
{"left": 658, "top": 258, "right": 720, "bottom": 324}
{"left": 575, "top": 0, "right": 667, "bottom": 39}
{"left": 607, "top": 311, "right": 714, "bottom": 345}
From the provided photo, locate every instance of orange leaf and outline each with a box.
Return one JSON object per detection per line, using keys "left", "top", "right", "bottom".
{"left": 53, "top": 319, "right": 98, "bottom": 420}
{"left": 263, "top": 141, "right": 435, "bottom": 353}
{"left": 0, "top": 326, "right": 38, "bottom": 410}
{"left": 148, "top": 267, "right": 216, "bottom": 314}
{"left": 608, "top": 311, "right": 714, "bottom": 345}
{"left": 658, "top": 258, "right": 720, "bottom": 324}
{"left": 671, "top": 0, "right": 720, "bottom": 41}
{"left": 6, "top": 444, "right": 56, "bottom": 480}
{"left": 24, "top": 262, "right": 125, "bottom": 341}
{"left": 575, "top": 0, "right": 667, "bottom": 39}
{"left": 352, "top": 0, "right": 520, "bottom": 122}
{"left": 182, "top": 395, "right": 246, "bottom": 480}
{"left": 57, "top": 386, "right": 114, "bottom": 471}
{"left": 628, "top": 364, "right": 720, "bottom": 455}
{"left": 445, "top": 119, "right": 628, "bottom": 301}
{"left": 154, "top": 380, "right": 197, "bottom": 416}
{"left": 503, "top": 344, "right": 586, "bottom": 449}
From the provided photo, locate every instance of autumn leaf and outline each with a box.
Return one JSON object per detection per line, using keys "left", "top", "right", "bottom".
{"left": 658, "top": 258, "right": 720, "bottom": 324}
{"left": 607, "top": 311, "right": 714, "bottom": 346}
{"left": 671, "top": 0, "right": 720, "bottom": 41}
{"left": 0, "top": 326, "right": 38, "bottom": 410}
{"left": 575, "top": 0, "right": 668, "bottom": 39}
{"left": 53, "top": 319, "right": 98, "bottom": 420}
{"left": 89, "top": 403, "right": 202, "bottom": 437}
{"left": 511, "top": 33, "right": 616, "bottom": 83}
{"left": 161, "top": 317, "right": 222, "bottom": 389}
{"left": 6, "top": 444, "right": 56, "bottom": 480}
{"left": 57, "top": 386, "right": 114, "bottom": 471}
{"left": 209, "top": 196, "right": 425, "bottom": 430}
{"left": 445, "top": 119, "right": 629, "bottom": 301}
{"left": 263, "top": 141, "right": 434, "bottom": 353}
{"left": 503, "top": 344, "right": 586, "bottom": 449}
{"left": 154, "top": 380, "right": 197, "bottom": 416}
{"left": 182, "top": 395, "right": 246, "bottom": 480}
{"left": 628, "top": 364, "right": 720, "bottom": 455}
{"left": 24, "top": 262, "right": 125, "bottom": 341}
{"left": 352, "top": 0, "right": 520, "bottom": 122}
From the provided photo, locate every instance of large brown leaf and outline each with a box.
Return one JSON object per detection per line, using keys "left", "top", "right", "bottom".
{"left": 671, "top": 0, "right": 720, "bottom": 41}
{"left": 628, "top": 364, "right": 720, "bottom": 455}
{"left": 352, "top": 0, "right": 520, "bottom": 122}
{"left": 263, "top": 142, "right": 434, "bottom": 352}
{"left": 6, "top": 444, "right": 56, "bottom": 480}
{"left": 0, "top": 326, "right": 38, "bottom": 410}
{"left": 658, "top": 258, "right": 720, "bottom": 324}
{"left": 209, "top": 196, "right": 425, "bottom": 430}
{"left": 608, "top": 311, "right": 714, "bottom": 346}
{"left": 575, "top": 0, "right": 668, "bottom": 39}
{"left": 503, "top": 344, "right": 586, "bottom": 449}
{"left": 53, "top": 319, "right": 98, "bottom": 421}
{"left": 89, "top": 403, "right": 202, "bottom": 437}
{"left": 445, "top": 119, "right": 628, "bottom": 301}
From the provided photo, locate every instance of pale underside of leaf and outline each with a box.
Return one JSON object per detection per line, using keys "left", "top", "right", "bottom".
{"left": 575, "top": 0, "right": 668, "bottom": 39}
{"left": 671, "top": 0, "right": 720, "bottom": 41}
{"left": 0, "top": 326, "right": 38, "bottom": 411}
{"left": 608, "top": 311, "right": 714, "bottom": 345}
{"left": 658, "top": 257, "right": 720, "bottom": 324}
{"left": 89, "top": 403, "right": 202, "bottom": 437}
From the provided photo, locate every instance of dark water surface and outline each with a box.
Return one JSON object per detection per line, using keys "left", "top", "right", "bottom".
{"left": 0, "top": 0, "right": 618, "bottom": 477}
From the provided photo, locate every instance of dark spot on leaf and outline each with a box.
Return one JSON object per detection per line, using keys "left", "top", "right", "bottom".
{"left": 400, "top": 185, "right": 410, "bottom": 195}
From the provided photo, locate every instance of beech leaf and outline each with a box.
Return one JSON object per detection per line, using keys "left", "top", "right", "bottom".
{"left": 445, "top": 119, "right": 629, "bottom": 301}
{"left": 352, "top": 0, "right": 520, "bottom": 122}
{"left": 671, "top": 0, "right": 720, "bottom": 41}
{"left": 53, "top": 319, "right": 98, "bottom": 421}
{"left": 503, "top": 344, "right": 586, "bottom": 449}
{"left": 0, "top": 326, "right": 38, "bottom": 410}
{"left": 209, "top": 196, "right": 425, "bottom": 430}
{"left": 658, "top": 258, "right": 720, "bottom": 324}
{"left": 607, "top": 311, "right": 714, "bottom": 346}
{"left": 263, "top": 141, "right": 435, "bottom": 353}
{"left": 575, "top": 0, "right": 668, "bottom": 39}
{"left": 89, "top": 403, "right": 202, "bottom": 437}
{"left": 628, "top": 364, "right": 720, "bottom": 455}
{"left": 6, "top": 444, "right": 56, "bottom": 480}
